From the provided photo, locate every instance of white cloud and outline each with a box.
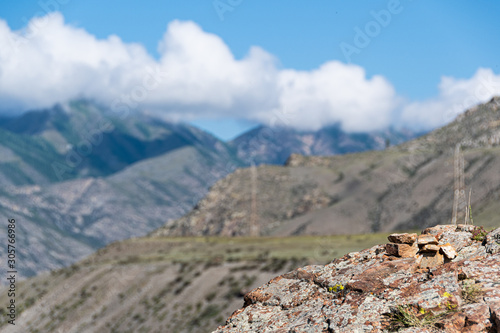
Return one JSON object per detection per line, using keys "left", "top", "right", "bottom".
{"left": 400, "top": 68, "right": 500, "bottom": 130}
{"left": 272, "top": 62, "right": 398, "bottom": 131}
{"left": 0, "top": 12, "right": 498, "bottom": 133}
{"left": 0, "top": 13, "right": 155, "bottom": 111}
{"left": 151, "top": 20, "right": 281, "bottom": 119}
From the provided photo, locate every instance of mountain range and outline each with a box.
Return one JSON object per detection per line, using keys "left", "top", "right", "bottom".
{"left": 0, "top": 100, "right": 416, "bottom": 277}
{"left": 230, "top": 124, "right": 419, "bottom": 165}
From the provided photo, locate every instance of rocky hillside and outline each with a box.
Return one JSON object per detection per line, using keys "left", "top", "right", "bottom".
{"left": 0, "top": 100, "right": 244, "bottom": 277}
{"left": 0, "top": 100, "right": 419, "bottom": 278}
{"left": 213, "top": 224, "right": 500, "bottom": 332}
{"left": 154, "top": 97, "right": 500, "bottom": 237}
{"left": 3, "top": 144, "right": 239, "bottom": 277}
{"left": 0, "top": 233, "right": 391, "bottom": 333}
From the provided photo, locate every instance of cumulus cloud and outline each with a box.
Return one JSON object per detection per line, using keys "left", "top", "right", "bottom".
{"left": 0, "top": 12, "right": 498, "bottom": 133}
{"left": 151, "top": 20, "right": 281, "bottom": 119}
{"left": 400, "top": 68, "right": 500, "bottom": 130}
{"left": 272, "top": 62, "right": 398, "bottom": 131}
{"left": 0, "top": 13, "right": 155, "bottom": 111}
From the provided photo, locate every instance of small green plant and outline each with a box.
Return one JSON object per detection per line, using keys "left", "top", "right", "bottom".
{"left": 442, "top": 301, "right": 457, "bottom": 311}
{"left": 464, "top": 188, "right": 474, "bottom": 225}
{"left": 461, "top": 280, "right": 484, "bottom": 304}
{"left": 437, "top": 292, "right": 458, "bottom": 312}
{"left": 335, "top": 171, "right": 344, "bottom": 183}
{"left": 327, "top": 283, "right": 345, "bottom": 297}
{"left": 387, "top": 304, "right": 437, "bottom": 330}
{"left": 467, "top": 202, "right": 474, "bottom": 225}
{"left": 387, "top": 292, "right": 459, "bottom": 330}
{"left": 328, "top": 283, "right": 344, "bottom": 292}
{"left": 471, "top": 226, "right": 488, "bottom": 242}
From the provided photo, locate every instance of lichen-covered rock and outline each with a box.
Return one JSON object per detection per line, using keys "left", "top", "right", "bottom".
{"left": 213, "top": 226, "right": 500, "bottom": 333}
{"left": 388, "top": 233, "right": 418, "bottom": 245}
{"left": 440, "top": 243, "right": 458, "bottom": 259}
{"left": 421, "top": 244, "right": 440, "bottom": 252}
{"left": 419, "top": 251, "right": 444, "bottom": 268}
{"left": 456, "top": 224, "right": 476, "bottom": 233}
{"left": 418, "top": 234, "right": 439, "bottom": 245}
{"left": 486, "top": 228, "right": 500, "bottom": 255}
{"left": 386, "top": 243, "right": 419, "bottom": 257}
{"left": 439, "top": 231, "right": 474, "bottom": 252}
{"left": 422, "top": 225, "right": 457, "bottom": 238}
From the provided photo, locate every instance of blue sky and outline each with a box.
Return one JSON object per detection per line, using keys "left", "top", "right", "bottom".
{"left": 1, "top": 0, "right": 500, "bottom": 140}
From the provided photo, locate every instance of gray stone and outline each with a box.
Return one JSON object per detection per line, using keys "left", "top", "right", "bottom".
{"left": 486, "top": 227, "right": 500, "bottom": 255}
{"left": 440, "top": 243, "right": 457, "bottom": 259}
{"left": 439, "top": 231, "right": 473, "bottom": 252}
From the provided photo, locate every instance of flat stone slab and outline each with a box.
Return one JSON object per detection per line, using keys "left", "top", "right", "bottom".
{"left": 417, "top": 234, "right": 439, "bottom": 245}
{"left": 419, "top": 252, "right": 444, "bottom": 268}
{"left": 387, "top": 233, "right": 417, "bottom": 245}
{"left": 385, "top": 243, "right": 418, "bottom": 258}
{"left": 420, "top": 244, "right": 440, "bottom": 252}
{"left": 422, "top": 224, "right": 457, "bottom": 237}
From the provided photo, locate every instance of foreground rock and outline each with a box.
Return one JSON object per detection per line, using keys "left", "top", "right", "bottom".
{"left": 213, "top": 225, "right": 500, "bottom": 332}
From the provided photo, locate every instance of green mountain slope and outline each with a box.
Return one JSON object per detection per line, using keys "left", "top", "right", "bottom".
{"left": 0, "top": 100, "right": 235, "bottom": 184}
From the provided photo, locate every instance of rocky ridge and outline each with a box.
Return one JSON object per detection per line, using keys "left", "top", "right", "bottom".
{"left": 213, "top": 225, "right": 500, "bottom": 332}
